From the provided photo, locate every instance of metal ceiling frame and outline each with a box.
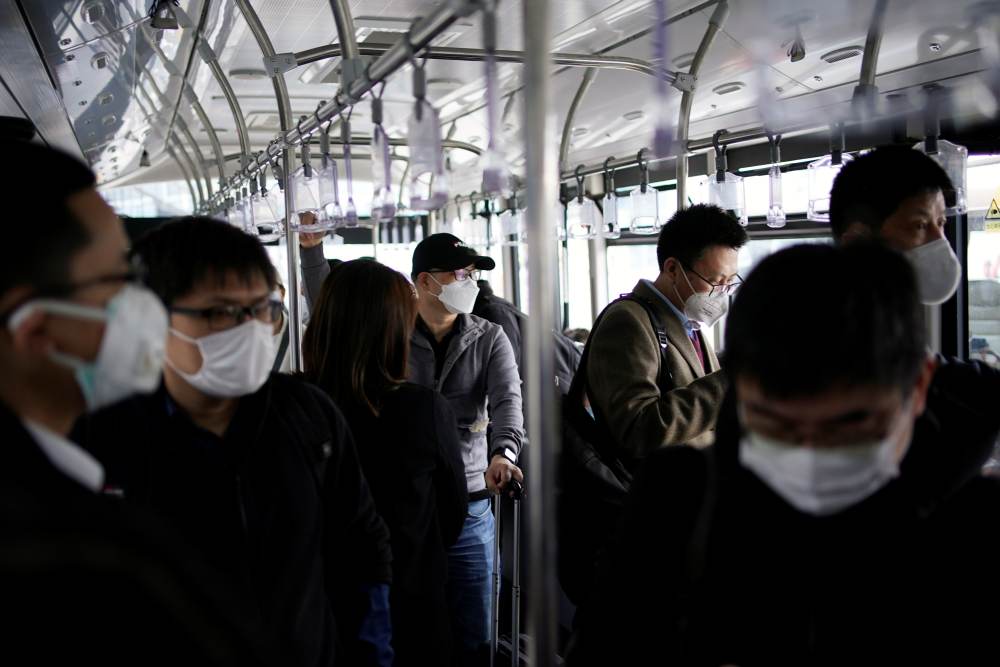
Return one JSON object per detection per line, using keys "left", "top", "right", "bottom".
{"left": 675, "top": 0, "right": 729, "bottom": 208}
{"left": 135, "top": 19, "right": 227, "bottom": 190}
{"left": 166, "top": 143, "right": 199, "bottom": 211}
{"left": 221, "top": 0, "right": 481, "bottom": 371}
{"left": 234, "top": 0, "right": 300, "bottom": 370}
{"left": 160, "top": 0, "right": 215, "bottom": 181}
{"left": 440, "top": 0, "right": 723, "bottom": 130}
{"left": 555, "top": 0, "right": 899, "bottom": 204}
{"left": 169, "top": 133, "right": 205, "bottom": 209}
{"left": 221, "top": 135, "right": 481, "bottom": 162}
{"left": 293, "top": 43, "right": 665, "bottom": 79}
{"left": 559, "top": 68, "right": 598, "bottom": 173}
{"left": 199, "top": 39, "right": 252, "bottom": 164}
{"left": 222, "top": 4, "right": 489, "bottom": 186}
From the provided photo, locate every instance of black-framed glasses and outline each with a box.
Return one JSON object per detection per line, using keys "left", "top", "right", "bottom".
{"left": 685, "top": 266, "right": 743, "bottom": 297}
{"left": 0, "top": 258, "right": 148, "bottom": 324}
{"left": 34, "top": 256, "right": 148, "bottom": 298}
{"left": 432, "top": 268, "right": 481, "bottom": 282}
{"left": 170, "top": 298, "right": 283, "bottom": 331}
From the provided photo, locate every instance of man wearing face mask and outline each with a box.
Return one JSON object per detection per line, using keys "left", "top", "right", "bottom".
{"left": 830, "top": 145, "right": 1000, "bottom": 505}
{"left": 409, "top": 232, "right": 524, "bottom": 665}
{"left": 585, "top": 204, "right": 747, "bottom": 462}
{"left": 568, "top": 243, "right": 1000, "bottom": 665}
{"left": 0, "top": 141, "right": 266, "bottom": 664}
{"left": 74, "top": 218, "right": 394, "bottom": 667}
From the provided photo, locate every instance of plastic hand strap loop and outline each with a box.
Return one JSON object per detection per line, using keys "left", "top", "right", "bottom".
{"left": 603, "top": 156, "right": 616, "bottom": 194}
{"left": 299, "top": 116, "right": 313, "bottom": 178}
{"left": 766, "top": 131, "right": 782, "bottom": 164}
{"left": 637, "top": 148, "right": 649, "bottom": 193}
{"left": 712, "top": 130, "right": 728, "bottom": 182}
{"left": 575, "top": 165, "right": 586, "bottom": 203}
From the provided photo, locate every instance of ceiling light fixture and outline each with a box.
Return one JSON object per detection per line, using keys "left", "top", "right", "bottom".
{"left": 229, "top": 68, "right": 268, "bottom": 81}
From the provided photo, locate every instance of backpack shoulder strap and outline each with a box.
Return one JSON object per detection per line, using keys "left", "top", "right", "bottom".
{"left": 569, "top": 293, "right": 675, "bottom": 404}
{"left": 271, "top": 316, "right": 291, "bottom": 373}
{"left": 617, "top": 294, "right": 676, "bottom": 391}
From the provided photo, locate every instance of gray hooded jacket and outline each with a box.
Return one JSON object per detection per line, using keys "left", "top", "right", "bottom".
{"left": 409, "top": 314, "right": 524, "bottom": 494}
{"left": 300, "top": 245, "right": 524, "bottom": 494}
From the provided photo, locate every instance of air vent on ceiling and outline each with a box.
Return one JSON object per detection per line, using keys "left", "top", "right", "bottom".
{"left": 820, "top": 45, "right": 864, "bottom": 64}
{"left": 712, "top": 81, "right": 745, "bottom": 95}
{"left": 230, "top": 68, "right": 268, "bottom": 81}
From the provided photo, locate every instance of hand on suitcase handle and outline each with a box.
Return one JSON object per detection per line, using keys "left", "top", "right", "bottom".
{"left": 508, "top": 477, "right": 524, "bottom": 500}
{"left": 486, "top": 455, "right": 523, "bottom": 497}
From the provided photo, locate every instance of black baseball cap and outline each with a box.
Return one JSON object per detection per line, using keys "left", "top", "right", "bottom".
{"left": 411, "top": 233, "right": 496, "bottom": 278}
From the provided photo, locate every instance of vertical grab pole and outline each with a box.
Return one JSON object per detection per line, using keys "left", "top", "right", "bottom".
{"left": 235, "top": 0, "right": 301, "bottom": 372}
{"left": 522, "top": 0, "right": 559, "bottom": 663}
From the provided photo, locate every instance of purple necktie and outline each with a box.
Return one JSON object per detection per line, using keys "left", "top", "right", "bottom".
{"left": 689, "top": 330, "right": 706, "bottom": 372}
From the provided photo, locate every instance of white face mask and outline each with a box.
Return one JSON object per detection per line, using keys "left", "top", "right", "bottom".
{"left": 168, "top": 320, "right": 276, "bottom": 398}
{"left": 430, "top": 274, "right": 480, "bottom": 315}
{"left": 904, "top": 237, "right": 961, "bottom": 305}
{"left": 7, "top": 285, "right": 168, "bottom": 412}
{"left": 675, "top": 270, "right": 729, "bottom": 327}
{"left": 738, "top": 415, "right": 907, "bottom": 516}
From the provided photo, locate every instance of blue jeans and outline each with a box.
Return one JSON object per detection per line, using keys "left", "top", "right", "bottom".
{"left": 447, "top": 498, "right": 495, "bottom": 657}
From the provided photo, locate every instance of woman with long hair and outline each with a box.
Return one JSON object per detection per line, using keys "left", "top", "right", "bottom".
{"left": 303, "top": 259, "right": 468, "bottom": 666}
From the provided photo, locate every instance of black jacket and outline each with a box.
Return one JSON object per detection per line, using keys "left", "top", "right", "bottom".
{"left": 473, "top": 281, "right": 581, "bottom": 396}
{"left": 569, "top": 365, "right": 1000, "bottom": 666}
{"left": 341, "top": 383, "right": 468, "bottom": 666}
{"left": 0, "top": 401, "right": 266, "bottom": 665}
{"left": 74, "top": 374, "right": 392, "bottom": 667}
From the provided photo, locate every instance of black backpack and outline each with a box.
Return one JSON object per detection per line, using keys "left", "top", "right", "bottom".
{"left": 557, "top": 294, "right": 675, "bottom": 605}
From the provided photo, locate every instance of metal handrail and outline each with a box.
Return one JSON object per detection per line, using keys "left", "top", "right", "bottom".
{"left": 294, "top": 43, "right": 660, "bottom": 78}
{"left": 228, "top": 3, "right": 485, "bottom": 184}
{"left": 676, "top": 0, "right": 729, "bottom": 209}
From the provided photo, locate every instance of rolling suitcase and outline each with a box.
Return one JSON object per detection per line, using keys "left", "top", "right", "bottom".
{"left": 491, "top": 478, "right": 526, "bottom": 666}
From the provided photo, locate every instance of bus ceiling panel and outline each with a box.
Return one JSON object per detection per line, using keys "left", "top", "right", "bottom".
{"left": 18, "top": 0, "right": 147, "bottom": 56}
{"left": 564, "top": 41, "right": 990, "bottom": 169}
{"left": 16, "top": 0, "right": 210, "bottom": 184}
{"left": 0, "top": 0, "right": 83, "bottom": 158}
{"left": 0, "top": 80, "right": 24, "bottom": 119}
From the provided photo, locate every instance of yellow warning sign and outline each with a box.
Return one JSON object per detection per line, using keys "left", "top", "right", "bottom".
{"left": 990, "top": 199, "right": 1000, "bottom": 219}
{"left": 986, "top": 188, "right": 1000, "bottom": 231}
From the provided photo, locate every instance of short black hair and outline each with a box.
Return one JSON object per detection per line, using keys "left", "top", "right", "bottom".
{"left": 656, "top": 204, "right": 748, "bottom": 272}
{"left": 829, "top": 145, "right": 953, "bottom": 240}
{"left": 131, "top": 217, "right": 276, "bottom": 305}
{"left": 0, "top": 140, "right": 95, "bottom": 296}
{"left": 725, "top": 243, "right": 926, "bottom": 397}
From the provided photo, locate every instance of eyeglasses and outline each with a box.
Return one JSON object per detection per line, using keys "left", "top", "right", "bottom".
{"left": 35, "top": 256, "right": 148, "bottom": 298}
{"left": 685, "top": 266, "right": 743, "bottom": 297}
{"left": 170, "top": 298, "right": 284, "bottom": 331}
{"left": 432, "top": 268, "right": 481, "bottom": 282}
{"left": 0, "top": 259, "right": 148, "bottom": 324}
